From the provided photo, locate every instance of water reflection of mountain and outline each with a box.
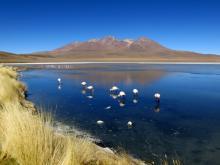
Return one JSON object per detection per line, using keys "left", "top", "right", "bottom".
{"left": 64, "top": 70, "right": 166, "bottom": 85}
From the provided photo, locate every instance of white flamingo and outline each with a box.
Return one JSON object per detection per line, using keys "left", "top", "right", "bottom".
{"left": 118, "top": 91, "right": 126, "bottom": 98}
{"left": 97, "top": 120, "right": 104, "bottom": 125}
{"left": 57, "top": 78, "right": 62, "bottom": 84}
{"left": 105, "top": 106, "right": 111, "bottom": 110}
{"left": 110, "top": 86, "right": 119, "bottom": 92}
{"left": 87, "top": 85, "right": 94, "bottom": 91}
{"left": 154, "top": 93, "right": 161, "bottom": 102}
{"left": 127, "top": 121, "right": 133, "bottom": 127}
{"left": 81, "top": 81, "right": 87, "bottom": 86}
{"left": 132, "top": 89, "right": 139, "bottom": 95}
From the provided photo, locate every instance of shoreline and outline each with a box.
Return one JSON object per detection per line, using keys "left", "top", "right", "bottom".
{"left": 3, "top": 61, "right": 220, "bottom": 65}
{"left": 0, "top": 66, "right": 145, "bottom": 165}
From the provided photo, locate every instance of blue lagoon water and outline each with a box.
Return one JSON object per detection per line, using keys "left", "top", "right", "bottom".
{"left": 20, "top": 64, "right": 220, "bottom": 164}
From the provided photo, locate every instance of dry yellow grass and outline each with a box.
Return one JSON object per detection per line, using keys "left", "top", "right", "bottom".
{"left": 0, "top": 66, "right": 145, "bottom": 165}
{"left": 0, "top": 103, "right": 142, "bottom": 165}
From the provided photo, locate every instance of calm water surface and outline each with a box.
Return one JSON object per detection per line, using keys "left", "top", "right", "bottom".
{"left": 20, "top": 64, "right": 220, "bottom": 164}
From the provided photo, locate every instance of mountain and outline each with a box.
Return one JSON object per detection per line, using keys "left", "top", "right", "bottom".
{"left": 0, "top": 51, "right": 53, "bottom": 63}
{"left": 49, "top": 36, "right": 169, "bottom": 55}
{"left": 1, "top": 36, "right": 220, "bottom": 63}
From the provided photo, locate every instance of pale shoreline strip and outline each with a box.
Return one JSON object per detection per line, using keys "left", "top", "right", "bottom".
{"left": 2, "top": 61, "right": 220, "bottom": 65}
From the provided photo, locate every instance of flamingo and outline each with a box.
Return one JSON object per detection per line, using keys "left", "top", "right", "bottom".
{"left": 81, "top": 81, "right": 87, "bottom": 86}
{"left": 97, "top": 120, "right": 104, "bottom": 125}
{"left": 118, "top": 91, "right": 126, "bottom": 98}
{"left": 57, "top": 78, "right": 62, "bottom": 84}
{"left": 105, "top": 106, "right": 111, "bottom": 110}
{"left": 110, "top": 86, "right": 119, "bottom": 92}
{"left": 87, "top": 85, "right": 94, "bottom": 91}
{"left": 127, "top": 121, "right": 133, "bottom": 127}
{"left": 132, "top": 89, "right": 139, "bottom": 95}
{"left": 154, "top": 93, "right": 161, "bottom": 102}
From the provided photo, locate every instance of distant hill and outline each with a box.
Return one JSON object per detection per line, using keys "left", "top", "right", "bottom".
{"left": 1, "top": 36, "right": 220, "bottom": 63}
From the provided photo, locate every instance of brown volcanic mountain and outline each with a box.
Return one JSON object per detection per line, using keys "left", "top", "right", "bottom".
{"left": 1, "top": 36, "right": 220, "bottom": 63}
{"left": 50, "top": 36, "right": 169, "bottom": 55}
{"left": 45, "top": 36, "right": 220, "bottom": 62}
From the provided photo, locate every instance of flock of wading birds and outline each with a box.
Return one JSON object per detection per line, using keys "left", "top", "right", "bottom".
{"left": 57, "top": 78, "right": 161, "bottom": 127}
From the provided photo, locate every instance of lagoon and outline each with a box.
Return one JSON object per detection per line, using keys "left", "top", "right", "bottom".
{"left": 20, "top": 64, "right": 220, "bottom": 165}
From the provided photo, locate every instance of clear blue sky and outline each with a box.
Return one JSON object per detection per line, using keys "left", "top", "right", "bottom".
{"left": 0, "top": 0, "right": 220, "bottom": 54}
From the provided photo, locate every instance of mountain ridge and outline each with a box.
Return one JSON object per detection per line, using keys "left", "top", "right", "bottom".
{"left": 1, "top": 36, "right": 220, "bottom": 63}
{"left": 49, "top": 36, "right": 170, "bottom": 55}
